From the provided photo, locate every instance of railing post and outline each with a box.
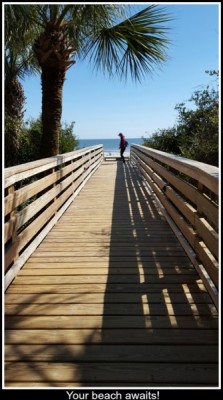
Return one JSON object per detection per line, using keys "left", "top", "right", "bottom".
{"left": 6, "top": 185, "right": 19, "bottom": 268}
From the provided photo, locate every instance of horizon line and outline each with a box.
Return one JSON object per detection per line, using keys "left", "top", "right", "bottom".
{"left": 77, "top": 137, "right": 144, "bottom": 140}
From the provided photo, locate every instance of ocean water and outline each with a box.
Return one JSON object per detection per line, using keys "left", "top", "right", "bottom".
{"left": 77, "top": 137, "right": 144, "bottom": 154}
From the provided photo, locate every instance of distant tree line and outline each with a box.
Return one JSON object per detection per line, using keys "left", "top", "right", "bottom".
{"left": 143, "top": 70, "right": 219, "bottom": 166}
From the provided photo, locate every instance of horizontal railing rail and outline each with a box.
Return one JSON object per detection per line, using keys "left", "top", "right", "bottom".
{"left": 4, "top": 145, "right": 103, "bottom": 290}
{"left": 131, "top": 144, "right": 219, "bottom": 307}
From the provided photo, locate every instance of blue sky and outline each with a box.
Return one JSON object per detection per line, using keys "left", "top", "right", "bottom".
{"left": 21, "top": 2, "right": 219, "bottom": 140}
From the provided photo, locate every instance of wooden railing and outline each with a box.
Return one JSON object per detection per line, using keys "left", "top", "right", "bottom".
{"left": 4, "top": 143, "right": 219, "bottom": 307}
{"left": 131, "top": 144, "right": 219, "bottom": 307}
{"left": 4, "top": 145, "right": 103, "bottom": 290}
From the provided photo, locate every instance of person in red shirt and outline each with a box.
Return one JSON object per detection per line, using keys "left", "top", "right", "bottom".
{"left": 118, "top": 133, "right": 127, "bottom": 164}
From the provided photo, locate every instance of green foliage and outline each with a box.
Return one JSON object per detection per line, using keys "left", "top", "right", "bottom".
{"left": 143, "top": 127, "right": 181, "bottom": 155}
{"left": 176, "top": 81, "right": 219, "bottom": 166}
{"left": 4, "top": 77, "right": 26, "bottom": 167}
{"left": 18, "top": 118, "right": 42, "bottom": 164}
{"left": 59, "top": 122, "right": 79, "bottom": 154}
{"left": 18, "top": 117, "right": 79, "bottom": 164}
{"left": 5, "top": 114, "right": 22, "bottom": 167}
{"left": 4, "top": 6, "right": 40, "bottom": 167}
{"left": 143, "top": 71, "right": 219, "bottom": 166}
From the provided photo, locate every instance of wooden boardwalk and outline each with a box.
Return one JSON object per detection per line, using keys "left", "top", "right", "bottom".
{"left": 5, "top": 161, "right": 218, "bottom": 387}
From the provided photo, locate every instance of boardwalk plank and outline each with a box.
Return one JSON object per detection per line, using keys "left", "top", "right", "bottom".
{"left": 7, "top": 282, "right": 207, "bottom": 294}
{"left": 5, "top": 329, "right": 218, "bottom": 345}
{"left": 5, "top": 344, "right": 218, "bottom": 362}
{"left": 5, "top": 292, "right": 212, "bottom": 304}
{"left": 5, "top": 362, "right": 218, "bottom": 385}
{"left": 5, "top": 315, "right": 218, "bottom": 329}
{"left": 20, "top": 266, "right": 196, "bottom": 274}
{"left": 5, "top": 303, "right": 217, "bottom": 316}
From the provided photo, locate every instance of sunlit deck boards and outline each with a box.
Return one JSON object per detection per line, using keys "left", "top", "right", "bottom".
{"left": 4, "top": 161, "right": 218, "bottom": 387}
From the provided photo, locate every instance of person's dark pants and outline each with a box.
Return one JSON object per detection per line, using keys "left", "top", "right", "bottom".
{"left": 120, "top": 147, "right": 126, "bottom": 163}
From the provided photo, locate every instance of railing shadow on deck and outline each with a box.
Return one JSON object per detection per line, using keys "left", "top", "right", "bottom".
{"left": 76, "top": 161, "right": 218, "bottom": 387}
{"left": 5, "top": 160, "right": 218, "bottom": 388}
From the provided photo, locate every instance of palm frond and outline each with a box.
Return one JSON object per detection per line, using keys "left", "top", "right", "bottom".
{"left": 84, "top": 5, "right": 172, "bottom": 82}
{"left": 4, "top": 5, "right": 41, "bottom": 78}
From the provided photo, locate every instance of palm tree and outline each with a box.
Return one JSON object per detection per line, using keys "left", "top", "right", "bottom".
{"left": 4, "top": 5, "right": 40, "bottom": 166}
{"left": 6, "top": 4, "right": 172, "bottom": 158}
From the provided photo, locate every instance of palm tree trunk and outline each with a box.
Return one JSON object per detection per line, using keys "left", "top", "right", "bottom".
{"left": 40, "top": 67, "right": 65, "bottom": 158}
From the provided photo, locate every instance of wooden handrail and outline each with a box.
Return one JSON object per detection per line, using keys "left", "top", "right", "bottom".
{"left": 4, "top": 146, "right": 103, "bottom": 290}
{"left": 131, "top": 144, "right": 219, "bottom": 307}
